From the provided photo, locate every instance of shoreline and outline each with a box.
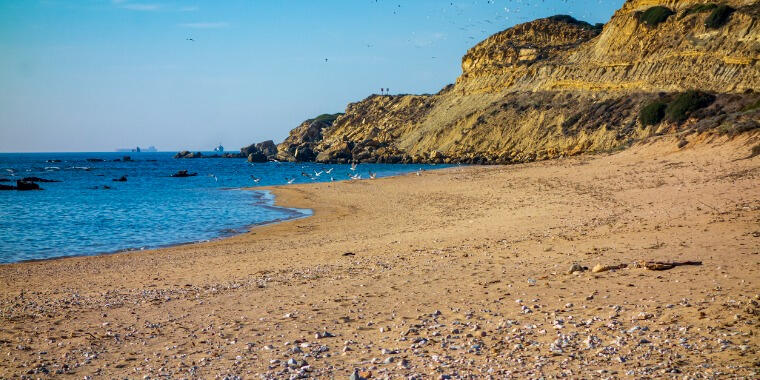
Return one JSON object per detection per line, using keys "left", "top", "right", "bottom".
{"left": 0, "top": 189, "right": 312, "bottom": 266}
{"left": 0, "top": 163, "right": 447, "bottom": 265}
{"left": 0, "top": 135, "right": 758, "bottom": 378}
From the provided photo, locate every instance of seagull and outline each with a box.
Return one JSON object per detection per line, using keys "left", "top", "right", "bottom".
{"left": 325, "top": 168, "right": 333, "bottom": 174}
{"left": 285, "top": 177, "right": 295, "bottom": 184}
{"left": 369, "top": 172, "right": 377, "bottom": 179}
{"left": 186, "top": 37, "right": 195, "bottom": 42}
{"left": 350, "top": 162, "right": 358, "bottom": 171}
{"left": 251, "top": 175, "right": 261, "bottom": 184}
{"left": 350, "top": 173, "right": 362, "bottom": 180}
{"left": 330, "top": 176, "right": 335, "bottom": 182}
{"left": 209, "top": 174, "right": 218, "bottom": 182}
{"left": 301, "top": 171, "right": 311, "bottom": 178}
{"left": 314, "top": 170, "right": 323, "bottom": 177}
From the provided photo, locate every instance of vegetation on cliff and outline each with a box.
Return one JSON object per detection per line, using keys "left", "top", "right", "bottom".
{"left": 636, "top": 6, "right": 674, "bottom": 27}
{"left": 704, "top": 5, "right": 734, "bottom": 28}
{"left": 680, "top": 3, "right": 718, "bottom": 19}
{"left": 665, "top": 91, "right": 716, "bottom": 123}
{"left": 639, "top": 101, "right": 667, "bottom": 126}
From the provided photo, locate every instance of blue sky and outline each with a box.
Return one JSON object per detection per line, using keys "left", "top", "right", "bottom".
{"left": 0, "top": 0, "right": 624, "bottom": 152}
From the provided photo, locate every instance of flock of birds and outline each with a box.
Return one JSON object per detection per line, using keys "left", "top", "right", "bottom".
{"left": 205, "top": 160, "right": 432, "bottom": 186}
{"left": 183, "top": 0, "right": 603, "bottom": 64}
{"left": 248, "top": 162, "right": 426, "bottom": 186}
{"left": 5, "top": 161, "right": 429, "bottom": 190}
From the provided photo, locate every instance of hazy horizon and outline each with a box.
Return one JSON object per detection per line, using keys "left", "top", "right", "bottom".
{"left": 1, "top": 0, "right": 624, "bottom": 153}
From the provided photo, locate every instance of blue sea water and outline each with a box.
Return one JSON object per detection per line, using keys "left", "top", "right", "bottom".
{"left": 0, "top": 152, "right": 445, "bottom": 263}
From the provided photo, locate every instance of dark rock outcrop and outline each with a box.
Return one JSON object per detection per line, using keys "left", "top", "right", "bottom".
{"left": 86, "top": 158, "right": 105, "bottom": 162}
{"left": 174, "top": 151, "right": 202, "bottom": 159}
{"left": 276, "top": 114, "right": 342, "bottom": 162}
{"left": 112, "top": 176, "right": 128, "bottom": 182}
{"left": 16, "top": 180, "right": 41, "bottom": 190}
{"left": 0, "top": 184, "right": 15, "bottom": 190}
{"left": 170, "top": 170, "right": 198, "bottom": 178}
{"left": 241, "top": 140, "right": 278, "bottom": 162}
{"left": 174, "top": 150, "right": 246, "bottom": 159}
{"left": 247, "top": 152, "right": 267, "bottom": 163}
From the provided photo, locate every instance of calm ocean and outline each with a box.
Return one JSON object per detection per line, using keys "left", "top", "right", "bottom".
{"left": 0, "top": 152, "right": 444, "bottom": 263}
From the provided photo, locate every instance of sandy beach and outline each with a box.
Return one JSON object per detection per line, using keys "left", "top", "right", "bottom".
{"left": 1, "top": 134, "right": 758, "bottom": 378}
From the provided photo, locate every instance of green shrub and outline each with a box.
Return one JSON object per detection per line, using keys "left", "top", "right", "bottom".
{"left": 638, "top": 6, "right": 675, "bottom": 27}
{"left": 705, "top": 5, "right": 735, "bottom": 28}
{"left": 310, "top": 113, "right": 343, "bottom": 124}
{"left": 665, "top": 91, "right": 715, "bottom": 122}
{"left": 680, "top": 3, "right": 717, "bottom": 19}
{"left": 547, "top": 14, "right": 604, "bottom": 31}
{"left": 639, "top": 101, "right": 667, "bottom": 126}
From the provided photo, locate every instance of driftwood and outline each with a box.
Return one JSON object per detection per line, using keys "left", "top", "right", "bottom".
{"left": 592, "top": 263, "right": 628, "bottom": 273}
{"left": 638, "top": 260, "right": 702, "bottom": 271}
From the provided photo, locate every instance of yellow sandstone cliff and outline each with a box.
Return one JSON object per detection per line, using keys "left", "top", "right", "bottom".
{"left": 278, "top": 0, "right": 760, "bottom": 164}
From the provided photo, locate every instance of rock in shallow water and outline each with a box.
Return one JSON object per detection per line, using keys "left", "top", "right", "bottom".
{"left": 16, "top": 180, "right": 41, "bottom": 190}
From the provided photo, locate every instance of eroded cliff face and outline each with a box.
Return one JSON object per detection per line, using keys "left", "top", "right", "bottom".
{"left": 278, "top": 0, "right": 760, "bottom": 164}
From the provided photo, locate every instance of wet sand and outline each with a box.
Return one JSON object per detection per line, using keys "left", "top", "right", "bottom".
{"left": 1, "top": 134, "right": 759, "bottom": 378}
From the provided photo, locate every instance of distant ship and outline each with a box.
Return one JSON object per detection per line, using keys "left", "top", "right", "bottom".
{"left": 116, "top": 146, "right": 157, "bottom": 153}
{"left": 214, "top": 144, "right": 224, "bottom": 153}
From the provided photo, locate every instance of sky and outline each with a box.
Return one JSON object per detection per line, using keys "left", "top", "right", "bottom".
{"left": 0, "top": 0, "right": 625, "bottom": 152}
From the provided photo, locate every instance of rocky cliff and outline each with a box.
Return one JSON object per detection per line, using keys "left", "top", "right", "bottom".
{"left": 278, "top": 0, "right": 760, "bottom": 164}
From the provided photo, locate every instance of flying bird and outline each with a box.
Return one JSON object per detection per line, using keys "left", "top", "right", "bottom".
{"left": 251, "top": 175, "right": 261, "bottom": 184}
{"left": 186, "top": 37, "right": 195, "bottom": 42}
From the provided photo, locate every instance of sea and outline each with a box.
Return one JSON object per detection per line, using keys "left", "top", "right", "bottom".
{"left": 0, "top": 152, "right": 445, "bottom": 263}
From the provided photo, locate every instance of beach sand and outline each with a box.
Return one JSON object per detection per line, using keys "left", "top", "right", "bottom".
{"left": 1, "top": 135, "right": 758, "bottom": 378}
